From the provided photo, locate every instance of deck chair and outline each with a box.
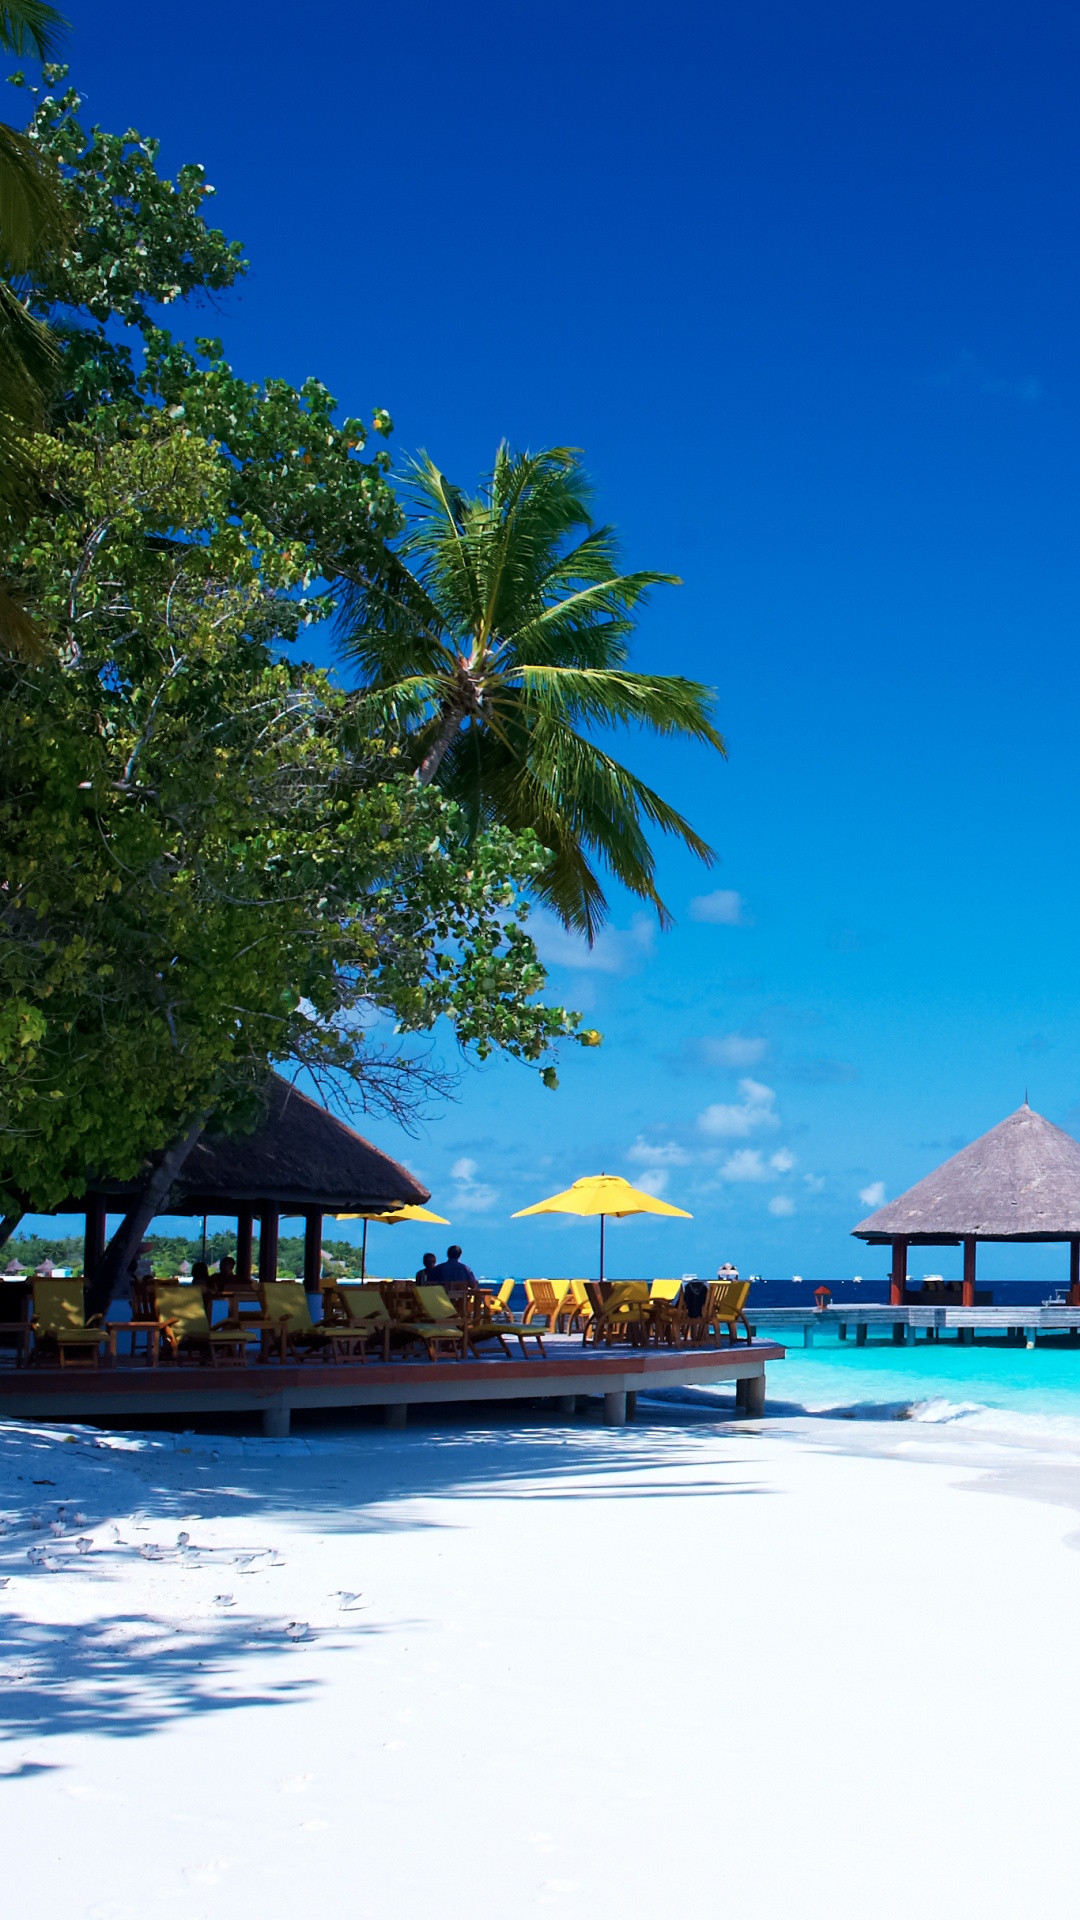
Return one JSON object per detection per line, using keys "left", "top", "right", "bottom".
{"left": 523, "top": 1280, "right": 569, "bottom": 1331}
{"left": 398, "top": 1284, "right": 472, "bottom": 1361}
{"left": 153, "top": 1284, "right": 251, "bottom": 1367}
{"left": 30, "top": 1279, "right": 110, "bottom": 1368}
{"left": 583, "top": 1281, "right": 650, "bottom": 1346}
{"left": 465, "top": 1299, "right": 548, "bottom": 1359}
{"left": 329, "top": 1284, "right": 391, "bottom": 1361}
{"left": 650, "top": 1279, "right": 683, "bottom": 1301}
{"left": 562, "top": 1280, "right": 593, "bottom": 1334}
{"left": 480, "top": 1279, "right": 515, "bottom": 1320}
{"left": 258, "top": 1282, "right": 356, "bottom": 1363}
{"left": 685, "top": 1280, "right": 752, "bottom": 1346}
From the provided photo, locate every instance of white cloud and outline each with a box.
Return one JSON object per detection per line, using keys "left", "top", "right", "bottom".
{"left": 803, "top": 1173, "right": 826, "bottom": 1194}
{"left": 636, "top": 1168, "right": 670, "bottom": 1197}
{"left": 699, "top": 1032, "right": 768, "bottom": 1069}
{"left": 626, "top": 1136, "right": 691, "bottom": 1168}
{"left": 719, "top": 1149, "right": 768, "bottom": 1182}
{"left": 858, "top": 1180, "right": 886, "bottom": 1208}
{"left": 698, "top": 1078, "right": 779, "bottom": 1139}
{"left": 769, "top": 1194, "right": 796, "bottom": 1217}
{"left": 531, "top": 911, "right": 655, "bottom": 975}
{"left": 690, "top": 889, "right": 747, "bottom": 926}
{"left": 450, "top": 1156, "right": 498, "bottom": 1213}
{"left": 770, "top": 1149, "right": 796, "bottom": 1173}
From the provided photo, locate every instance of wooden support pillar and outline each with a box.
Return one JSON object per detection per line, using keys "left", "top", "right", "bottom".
{"left": 83, "top": 1193, "right": 107, "bottom": 1286}
{"left": 889, "top": 1237, "right": 908, "bottom": 1307}
{"left": 1070, "top": 1238, "right": 1080, "bottom": 1308}
{"left": 259, "top": 1209, "right": 279, "bottom": 1284}
{"left": 303, "top": 1211, "right": 322, "bottom": 1290}
{"left": 962, "top": 1236, "right": 976, "bottom": 1308}
{"left": 236, "top": 1207, "right": 254, "bottom": 1283}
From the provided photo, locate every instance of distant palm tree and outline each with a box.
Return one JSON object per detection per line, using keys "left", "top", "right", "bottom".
{"left": 337, "top": 444, "right": 726, "bottom": 938}
{"left": 0, "top": 0, "right": 68, "bottom": 655}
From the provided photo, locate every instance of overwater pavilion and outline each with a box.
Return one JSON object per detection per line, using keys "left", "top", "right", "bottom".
{"left": 54, "top": 1074, "right": 429, "bottom": 1290}
{"left": 853, "top": 1103, "right": 1080, "bottom": 1306}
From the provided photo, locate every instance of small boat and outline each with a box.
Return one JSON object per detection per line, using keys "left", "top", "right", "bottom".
{"left": 1042, "top": 1290, "right": 1068, "bottom": 1307}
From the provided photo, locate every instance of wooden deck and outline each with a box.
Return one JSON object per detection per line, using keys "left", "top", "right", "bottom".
{"left": 0, "top": 1335, "right": 786, "bottom": 1435}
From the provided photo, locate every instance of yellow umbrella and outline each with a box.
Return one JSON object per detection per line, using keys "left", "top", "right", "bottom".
{"left": 512, "top": 1174, "right": 691, "bottom": 1282}
{"left": 335, "top": 1204, "right": 451, "bottom": 1278}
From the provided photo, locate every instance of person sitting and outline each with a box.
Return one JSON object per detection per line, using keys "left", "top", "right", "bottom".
{"left": 415, "top": 1251, "right": 439, "bottom": 1285}
{"left": 191, "top": 1260, "right": 211, "bottom": 1289}
{"left": 431, "top": 1245, "right": 479, "bottom": 1295}
{"left": 211, "top": 1254, "right": 237, "bottom": 1289}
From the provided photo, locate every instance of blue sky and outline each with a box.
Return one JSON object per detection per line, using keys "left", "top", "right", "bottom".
{"left": 24, "top": 0, "right": 1080, "bottom": 1280}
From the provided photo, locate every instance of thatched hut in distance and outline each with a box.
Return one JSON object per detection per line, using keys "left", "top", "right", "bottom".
{"left": 852, "top": 1103, "right": 1080, "bottom": 1305}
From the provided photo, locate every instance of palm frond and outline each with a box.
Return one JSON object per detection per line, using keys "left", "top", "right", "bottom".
{"left": 0, "top": 0, "right": 66, "bottom": 59}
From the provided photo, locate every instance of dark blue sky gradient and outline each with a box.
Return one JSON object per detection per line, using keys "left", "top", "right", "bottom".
{"left": 26, "top": 1, "right": 1080, "bottom": 1278}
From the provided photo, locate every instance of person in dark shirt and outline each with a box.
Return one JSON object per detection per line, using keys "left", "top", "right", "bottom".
{"left": 431, "top": 1245, "right": 478, "bottom": 1292}
{"left": 415, "top": 1252, "right": 438, "bottom": 1284}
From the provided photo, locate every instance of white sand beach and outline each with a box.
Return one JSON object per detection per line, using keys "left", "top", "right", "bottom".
{"left": 4, "top": 1397, "right": 1080, "bottom": 1920}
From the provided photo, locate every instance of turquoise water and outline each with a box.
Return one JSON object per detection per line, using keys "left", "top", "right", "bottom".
{"left": 765, "top": 1328, "right": 1080, "bottom": 1427}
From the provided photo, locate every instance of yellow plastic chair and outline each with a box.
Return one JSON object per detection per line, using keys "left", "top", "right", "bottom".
{"left": 31, "top": 1279, "right": 109, "bottom": 1368}
{"left": 481, "top": 1279, "right": 516, "bottom": 1320}
{"left": 563, "top": 1280, "right": 593, "bottom": 1333}
{"left": 686, "top": 1280, "right": 752, "bottom": 1346}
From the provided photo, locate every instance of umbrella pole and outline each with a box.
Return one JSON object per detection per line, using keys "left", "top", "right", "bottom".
{"left": 361, "top": 1218, "right": 367, "bottom": 1282}
{"left": 600, "top": 1213, "right": 606, "bottom": 1284}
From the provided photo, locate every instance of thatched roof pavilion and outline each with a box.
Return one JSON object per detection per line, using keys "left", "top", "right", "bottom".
{"left": 54, "top": 1075, "right": 428, "bottom": 1288}
{"left": 852, "top": 1103, "right": 1080, "bottom": 1303}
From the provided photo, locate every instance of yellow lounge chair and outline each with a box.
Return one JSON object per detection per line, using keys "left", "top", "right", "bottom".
{"left": 480, "top": 1279, "right": 516, "bottom": 1320}
{"left": 649, "top": 1278, "right": 683, "bottom": 1301}
{"left": 563, "top": 1280, "right": 593, "bottom": 1333}
{"left": 330, "top": 1284, "right": 392, "bottom": 1361}
{"left": 30, "top": 1279, "right": 110, "bottom": 1368}
{"left": 406, "top": 1285, "right": 470, "bottom": 1361}
{"left": 685, "top": 1280, "right": 752, "bottom": 1346}
{"left": 583, "top": 1281, "right": 650, "bottom": 1346}
{"left": 258, "top": 1282, "right": 356, "bottom": 1363}
{"left": 153, "top": 1284, "right": 252, "bottom": 1367}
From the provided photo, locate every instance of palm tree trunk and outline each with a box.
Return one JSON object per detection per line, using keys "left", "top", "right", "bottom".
{"left": 417, "top": 705, "right": 463, "bottom": 785}
{"left": 85, "top": 1113, "right": 206, "bottom": 1316}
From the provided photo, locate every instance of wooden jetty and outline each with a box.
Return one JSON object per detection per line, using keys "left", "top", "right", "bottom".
{"left": 749, "top": 1305, "right": 1080, "bottom": 1349}
{"left": 0, "top": 1335, "right": 785, "bottom": 1436}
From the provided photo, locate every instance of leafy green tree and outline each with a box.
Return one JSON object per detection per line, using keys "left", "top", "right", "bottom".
{"left": 0, "top": 82, "right": 596, "bottom": 1301}
{"left": 337, "top": 445, "right": 727, "bottom": 938}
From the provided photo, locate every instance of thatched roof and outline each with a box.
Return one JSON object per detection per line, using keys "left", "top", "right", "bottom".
{"left": 853, "top": 1104, "right": 1080, "bottom": 1243}
{"left": 64, "top": 1075, "right": 428, "bottom": 1217}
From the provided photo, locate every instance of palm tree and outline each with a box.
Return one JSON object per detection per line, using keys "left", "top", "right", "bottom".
{"left": 337, "top": 444, "right": 726, "bottom": 938}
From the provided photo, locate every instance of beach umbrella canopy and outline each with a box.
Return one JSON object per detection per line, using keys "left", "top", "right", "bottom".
{"left": 512, "top": 1174, "right": 691, "bottom": 1282}
{"left": 335, "top": 1203, "right": 451, "bottom": 1277}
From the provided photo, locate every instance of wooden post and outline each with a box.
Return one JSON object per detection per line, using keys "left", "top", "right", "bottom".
{"left": 962, "top": 1236, "right": 976, "bottom": 1308}
{"left": 259, "top": 1209, "right": 279, "bottom": 1285}
{"left": 304, "top": 1211, "right": 322, "bottom": 1290}
{"left": 1070, "top": 1238, "right": 1080, "bottom": 1307}
{"left": 236, "top": 1207, "right": 254, "bottom": 1283}
{"left": 83, "top": 1193, "right": 107, "bottom": 1286}
{"left": 889, "top": 1238, "right": 907, "bottom": 1306}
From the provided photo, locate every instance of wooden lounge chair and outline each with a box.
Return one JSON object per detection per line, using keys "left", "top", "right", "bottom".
{"left": 329, "top": 1284, "right": 391, "bottom": 1361}
{"left": 523, "top": 1279, "right": 569, "bottom": 1331}
{"left": 583, "top": 1282, "right": 651, "bottom": 1346}
{"left": 402, "top": 1284, "right": 472, "bottom": 1361}
{"left": 258, "top": 1282, "right": 357, "bottom": 1363}
{"left": 153, "top": 1284, "right": 251, "bottom": 1367}
{"left": 684, "top": 1280, "right": 752, "bottom": 1346}
{"left": 480, "top": 1279, "right": 516, "bottom": 1320}
{"left": 30, "top": 1279, "right": 110, "bottom": 1367}
{"left": 562, "top": 1280, "right": 593, "bottom": 1334}
{"left": 464, "top": 1299, "right": 547, "bottom": 1359}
